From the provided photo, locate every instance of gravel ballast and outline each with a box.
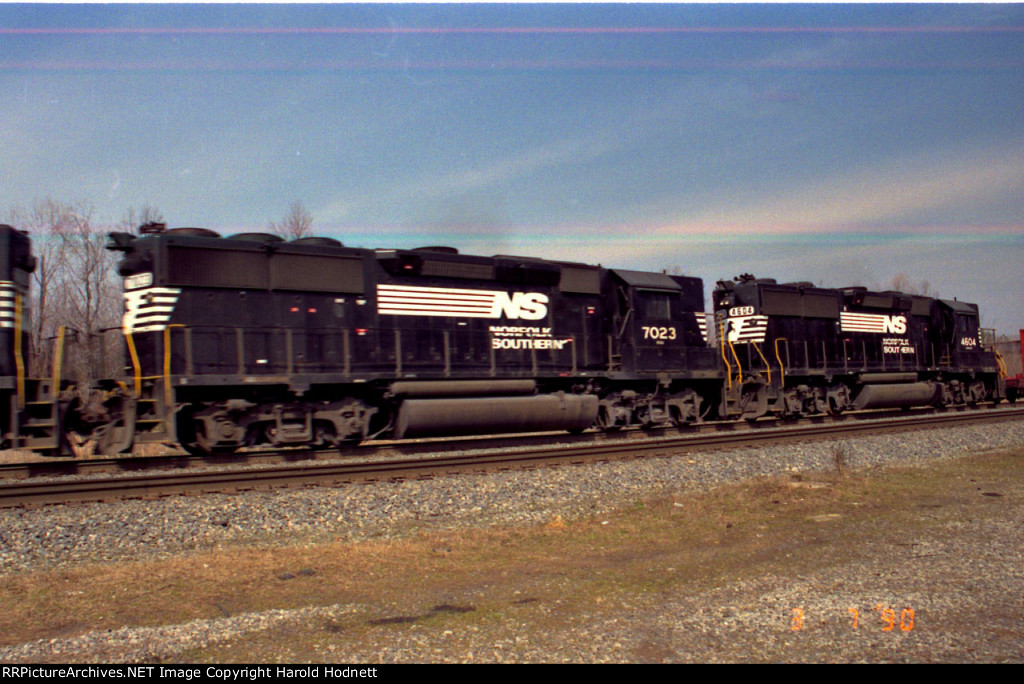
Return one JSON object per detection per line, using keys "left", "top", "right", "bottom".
{"left": 3, "top": 420, "right": 1023, "bottom": 574}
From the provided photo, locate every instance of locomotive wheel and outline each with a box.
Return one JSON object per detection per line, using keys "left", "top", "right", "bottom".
{"left": 63, "top": 394, "right": 136, "bottom": 457}
{"left": 311, "top": 424, "right": 340, "bottom": 449}
{"left": 176, "top": 408, "right": 238, "bottom": 457}
{"left": 636, "top": 408, "right": 658, "bottom": 430}
{"left": 179, "top": 423, "right": 239, "bottom": 457}
{"left": 596, "top": 406, "right": 622, "bottom": 432}
{"left": 967, "top": 381, "right": 987, "bottom": 406}
{"left": 826, "top": 385, "right": 851, "bottom": 416}
{"left": 189, "top": 427, "right": 240, "bottom": 457}
{"left": 328, "top": 397, "right": 375, "bottom": 446}
{"left": 181, "top": 443, "right": 239, "bottom": 458}
{"left": 96, "top": 418, "right": 135, "bottom": 456}
{"left": 667, "top": 390, "right": 705, "bottom": 426}
{"left": 807, "top": 388, "right": 828, "bottom": 416}
{"left": 98, "top": 395, "right": 137, "bottom": 456}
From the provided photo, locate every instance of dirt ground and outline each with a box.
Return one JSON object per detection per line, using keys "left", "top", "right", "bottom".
{"left": 1, "top": 445, "right": 1022, "bottom": 663}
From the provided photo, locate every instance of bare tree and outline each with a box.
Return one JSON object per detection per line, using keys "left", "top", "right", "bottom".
{"left": 6, "top": 199, "right": 123, "bottom": 387}
{"left": 887, "top": 273, "right": 938, "bottom": 298}
{"left": 8, "top": 199, "right": 72, "bottom": 376}
{"left": 119, "top": 203, "right": 165, "bottom": 234}
{"left": 268, "top": 201, "right": 314, "bottom": 240}
{"left": 60, "top": 206, "right": 123, "bottom": 388}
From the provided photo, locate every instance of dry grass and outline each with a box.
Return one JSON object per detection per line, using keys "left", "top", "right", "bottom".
{"left": 0, "top": 442, "right": 183, "bottom": 464}
{"left": 1, "top": 445, "right": 1021, "bottom": 660}
{"left": 0, "top": 448, "right": 50, "bottom": 464}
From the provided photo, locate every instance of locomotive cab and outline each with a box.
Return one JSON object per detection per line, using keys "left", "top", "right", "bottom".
{"left": 931, "top": 299, "right": 983, "bottom": 364}
{"left": 610, "top": 270, "right": 714, "bottom": 375}
{"left": 587, "top": 269, "right": 719, "bottom": 430}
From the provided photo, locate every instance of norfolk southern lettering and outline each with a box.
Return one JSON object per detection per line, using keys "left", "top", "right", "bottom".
{"left": 489, "top": 325, "right": 572, "bottom": 350}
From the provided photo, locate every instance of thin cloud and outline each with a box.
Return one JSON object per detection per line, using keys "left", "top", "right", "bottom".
{"left": 671, "top": 139, "right": 1024, "bottom": 233}
{"left": 318, "top": 134, "right": 622, "bottom": 224}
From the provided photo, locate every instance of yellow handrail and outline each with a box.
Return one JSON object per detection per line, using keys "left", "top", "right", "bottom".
{"left": 719, "top": 320, "right": 732, "bottom": 390}
{"left": 163, "top": 325, "right": 185, "bottom": 411}
{"left": 774, "top": 337, "right": 787, "bottom": 384}
{"left": 752, "top": 342, "right": 771, "bottom": 386}
{"left": 124, "top": 330, "right": 141, "bottom": 396}
{"left": 727, "top": 339, "right": 743, "bottom": 385}
{"left": 994, "top": 350, "right": 1008, "bottom": 379}
{"left": 51, "top": 326, "right": 66, "bottom": 394}
{"left": 13, "top": 293, "right": 24, "bottom": 409}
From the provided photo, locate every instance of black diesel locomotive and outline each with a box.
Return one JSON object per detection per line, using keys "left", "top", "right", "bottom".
{"left": 713, "top": 274, "right": 1003, "bottom": 419}
{"left": 0, "top": 223, "right": 1008, "bottom": 456}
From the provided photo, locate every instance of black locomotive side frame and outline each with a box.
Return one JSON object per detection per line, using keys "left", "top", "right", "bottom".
{"left": 712, "top": 275, "right": 1005, "bottom": 421}
{"left": 94, "top": 225, "right": 721, "bottom": 455}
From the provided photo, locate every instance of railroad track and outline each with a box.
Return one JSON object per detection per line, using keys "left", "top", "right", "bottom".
{"left": 1, "top": 402, "right": 1017, "bottom": 481}
{"left": 2, "top": 405, "right": 1022, "bottom": 509}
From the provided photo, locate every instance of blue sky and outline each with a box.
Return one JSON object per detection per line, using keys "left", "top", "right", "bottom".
{"left": 2, "top": 3, "right": 1022, "bottom": 332}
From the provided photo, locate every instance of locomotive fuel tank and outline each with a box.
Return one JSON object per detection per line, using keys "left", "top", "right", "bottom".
{"left": 394, "top": 393, "right": 599, "bottom": 439}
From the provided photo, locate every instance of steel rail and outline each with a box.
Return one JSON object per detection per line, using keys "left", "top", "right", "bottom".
{"left": 2, "top": 403, "right": 1019, "bottom": 481}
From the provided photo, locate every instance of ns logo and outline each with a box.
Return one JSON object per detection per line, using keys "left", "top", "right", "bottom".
{"left": 883, "top": 315, "right": 908, "bottom": 334}
{"left": 494, "top": 292, "right": 548, "bottom": 320}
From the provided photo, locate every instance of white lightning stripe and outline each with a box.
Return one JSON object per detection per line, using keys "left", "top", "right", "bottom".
{"left": 123, "top": 286, "right": 181, "bottom": 333}
{"left": 695, "top": 312, "right": 712, "bottom": 343}
{"left": 379, "top": 301, "right": 492, "bottom": 311}
{"left": 134, "top": 287, "right": 180, "bottom": 295}
{"left": 0, "top": 280, "right": 27, "bottom": 329}
{"left": 378, "top": 284, "right": 501, "bottom": 318}
{"left": 379, "top": 293, "right": 492, "bottom": 301}
{"left": 379, "top": 294, "right": 493, "bottom": 305}
{"left": 840, "top": 312, "right": 888, "bottom": 333}
{"left": 380, "top": 289, "right": 493, "bottom": 297}
{"left": 379, "top": 284, "right": 494, "bottom": 295}
{"left": 379, "top": 307, "right": 500, "bottom": 319}
{"left": 380, "top": 303, "right": 493, "bottom": 312}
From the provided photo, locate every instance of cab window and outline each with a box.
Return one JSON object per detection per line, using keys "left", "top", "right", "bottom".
{"left": 637, "top": 291, "right": 673, "bottom": 319}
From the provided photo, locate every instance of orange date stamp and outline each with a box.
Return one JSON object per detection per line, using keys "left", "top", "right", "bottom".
{"left": 791, "top": 604, "right": 914, "bottom": 631}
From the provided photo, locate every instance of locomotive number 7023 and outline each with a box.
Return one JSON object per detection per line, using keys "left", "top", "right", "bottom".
{"left": 642, "top": 326, "right": 677, "bottom": 340}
